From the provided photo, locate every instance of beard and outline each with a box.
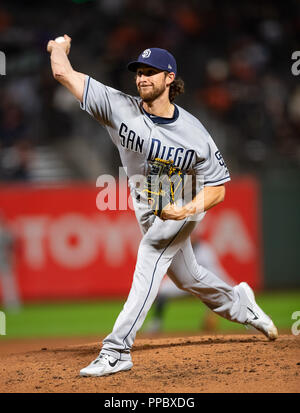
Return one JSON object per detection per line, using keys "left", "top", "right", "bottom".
{"left": 137, "top": 82, "right": 166, "bottom": 103}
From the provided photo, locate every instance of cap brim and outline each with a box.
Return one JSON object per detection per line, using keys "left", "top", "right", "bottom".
{"left": 127, "top": 61, "right": 141, "bottom": 72}
{"left": 127, "top": 61, "right": 162, "bottom": 72}
{"left": 127, "top": 61, "right": 174, "bottom": 73}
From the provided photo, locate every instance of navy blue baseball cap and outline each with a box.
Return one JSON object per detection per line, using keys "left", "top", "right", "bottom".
{"left": 127, "top": 48, "right": 177, "bottom": 76}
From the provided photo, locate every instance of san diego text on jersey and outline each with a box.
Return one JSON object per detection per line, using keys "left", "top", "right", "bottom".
{"left": 119, "top": 122, "right": 195, "bottom": 170}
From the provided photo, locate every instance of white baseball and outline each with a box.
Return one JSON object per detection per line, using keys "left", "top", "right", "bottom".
{"left": 55, "top": 36, "right": 65, "bottom": 44}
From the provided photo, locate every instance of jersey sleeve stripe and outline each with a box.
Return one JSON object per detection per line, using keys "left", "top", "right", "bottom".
{"left": 80, "top": 75, "right": 91, "bottom": 110}
{"left": 84, "top": 76, "right": 91, "bottom": 110}
{"left": 204, "top": 176, "right": 231, "bottom": 185}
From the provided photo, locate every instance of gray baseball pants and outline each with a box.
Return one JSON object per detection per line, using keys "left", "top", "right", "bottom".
{"left": 101, "top": 199, "right": 250, "bottom": 361}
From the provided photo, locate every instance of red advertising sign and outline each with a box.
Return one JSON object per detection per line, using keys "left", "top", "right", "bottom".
{"left": 0, "top": 177, "right": 262, "bottom": 303}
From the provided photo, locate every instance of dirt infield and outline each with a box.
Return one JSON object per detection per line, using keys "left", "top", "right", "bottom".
{"left": 0, "top": 333, "right": 299, "bottom": 393}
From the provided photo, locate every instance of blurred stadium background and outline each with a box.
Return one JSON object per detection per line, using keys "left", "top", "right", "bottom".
{"left": 0, "top": 0, "right": 299, "bottom": 339}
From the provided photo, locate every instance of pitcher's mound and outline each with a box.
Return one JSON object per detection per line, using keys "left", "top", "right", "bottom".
{"left": 0, "top": 334, "right": 299, "bottom": 393}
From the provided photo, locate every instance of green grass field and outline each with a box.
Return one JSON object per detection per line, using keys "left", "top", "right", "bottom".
{"left": 1, "top": 290, "right": 299, "bottom": 339}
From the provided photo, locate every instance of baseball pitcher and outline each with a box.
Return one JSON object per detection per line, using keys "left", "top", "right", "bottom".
{"left": 47, "top": 35, "right": 278, "bottom": 377}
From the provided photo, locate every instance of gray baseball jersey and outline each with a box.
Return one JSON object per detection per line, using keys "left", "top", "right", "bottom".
{"left": 80, "top": 76, "right": 230, "bottom": 189}
{"left": 79, "top": 75, "right": 250, "bottom": 362}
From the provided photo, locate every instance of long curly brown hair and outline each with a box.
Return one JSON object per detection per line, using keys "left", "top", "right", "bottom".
{"left": 168, "top": 76, "right": 185, "bottom": 102}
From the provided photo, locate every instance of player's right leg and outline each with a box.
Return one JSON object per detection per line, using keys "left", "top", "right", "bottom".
{"left": 167, "top": 238, "right": 278, "bottom": 340}
{"left": 80, "top": 216, "right": 194, "bottom": 377}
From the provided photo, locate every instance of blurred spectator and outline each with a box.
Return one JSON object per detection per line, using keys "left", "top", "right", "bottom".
{"left": 0, "top": 99, "right": 27, "bottom": 147}
{"left": 0, "top": 0, "right": 299, "bottom": 181}
{"left": 0, "top": 93, "right": 33, "bottom": 181}
{"left": 198, "top": 58, "right": 233, "bottom": 115}
{"left": 0, "top": 140, "right": 32, "bottom": 181}
{"left": 0, "top": 212, "right": 21, "bottom": 311}
{"left": 288, "top": 85, "right": 300, "bottom": 126}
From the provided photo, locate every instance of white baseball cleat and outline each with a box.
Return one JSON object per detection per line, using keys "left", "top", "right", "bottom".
{"left": 80, "top": 354, "right": 133, "bottom": 377}
{"left": 239, "top": 282, "right": 278, "bottom": 341}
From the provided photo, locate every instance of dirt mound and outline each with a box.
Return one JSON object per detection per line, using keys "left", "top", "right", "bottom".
{"left": 0, "top": 334, "right": 299, "bottom": 393}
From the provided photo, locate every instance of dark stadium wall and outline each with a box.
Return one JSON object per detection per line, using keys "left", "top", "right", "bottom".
{"left": 262, "top": 170, "right": 300, "bottom": 289}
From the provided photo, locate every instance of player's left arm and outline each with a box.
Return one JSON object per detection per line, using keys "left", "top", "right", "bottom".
{"left": 161, "top": 184, "right": 225, "bottom": 221}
